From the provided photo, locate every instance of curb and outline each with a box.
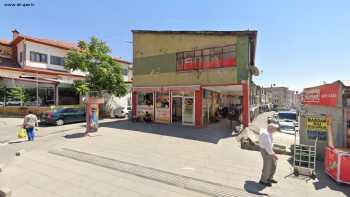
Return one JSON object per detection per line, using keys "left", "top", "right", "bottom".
{"left": 0, "top": 187, "right": 12, "bottom": 197}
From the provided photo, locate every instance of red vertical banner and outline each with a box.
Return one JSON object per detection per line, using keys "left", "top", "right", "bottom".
{"left": 132, "top": 91, "right": 137, "bottom": 118}
{"left": 242, "top": 81, "right": 250, "bottom": 128}
{"left": 195, "top": 88, "right": 203, "bottom": 128}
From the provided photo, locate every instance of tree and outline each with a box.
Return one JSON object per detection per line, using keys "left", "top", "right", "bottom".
{"left": 64, "top": 36, "right": 127, "bottom": 97}
{"left": 8, "top": 86, "right": 28, "bottom": 106}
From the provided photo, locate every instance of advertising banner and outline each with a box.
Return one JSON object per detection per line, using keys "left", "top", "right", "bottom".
{"left": 306, "top": 116, "right": 328, "bottom": 140}
{"left": 155, "top": 92, "right": 170, "bottom": 123}
{"left": 303, "top": 84, "right": 339, "bottom": 106}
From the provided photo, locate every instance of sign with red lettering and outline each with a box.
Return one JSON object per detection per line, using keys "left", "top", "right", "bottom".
{"left": 303, "top": 84, "right": 339, "bottom": 106}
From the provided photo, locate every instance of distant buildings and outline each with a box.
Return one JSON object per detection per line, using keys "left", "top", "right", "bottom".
{"left": 262, "top": 86, "right": 298, "bottom": 110}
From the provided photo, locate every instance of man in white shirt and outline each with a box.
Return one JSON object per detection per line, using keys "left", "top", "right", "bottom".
{"left": 259, "top": 123, "right": 279, "bottom": 186}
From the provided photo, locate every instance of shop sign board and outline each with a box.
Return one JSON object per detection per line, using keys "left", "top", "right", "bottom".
{"left": 303, "top": 84, "right": 339, "bottom": 106}
{"left": 306, "top": 116, "right": 328, "bottom": 140}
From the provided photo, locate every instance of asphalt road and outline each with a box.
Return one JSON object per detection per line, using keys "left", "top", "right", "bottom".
{"left": 0, "top": 118, "right": 86, "bottom": 164}
{"left": 251, "top": 111, "right": 297, "bottom": 148}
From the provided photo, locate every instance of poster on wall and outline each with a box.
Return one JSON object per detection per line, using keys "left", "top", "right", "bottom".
{"left": 306, "top": 116, "right": 328, "bottom": 141}
{"left": 155, "top": 92, "right": 170, "bottom": 123}
{"left": 303, "top": 84, "right": 339, "bottom": 106}
{"left": 137, "top": 92, "right": 154, "bottom": 119}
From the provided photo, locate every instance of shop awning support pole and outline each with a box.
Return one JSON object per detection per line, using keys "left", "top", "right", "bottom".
{"left": 36, "top": 72, "right": 39, "bottom": 108}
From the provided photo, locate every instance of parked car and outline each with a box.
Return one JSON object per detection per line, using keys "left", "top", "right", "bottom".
{"left": 277, "top": 111, "right": 298, "bottom": 127}
{"left": 6, "top": 100, "right": 21, "bottom": 106}
{"left": 40, "top": 107, "right": 86, "bottom": 126}
{"left": 279, "top": 121, "right": 296, "bottom": 135}
{"left": 267, "top": 113, "right": 278, "bottom": 124}
{"left": 112, "top": 106, "right": 128, "bottom": 118}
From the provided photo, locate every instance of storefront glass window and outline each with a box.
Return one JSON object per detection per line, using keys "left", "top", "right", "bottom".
{"left": 59, "top": 87, "right": 79, "bottom": 105}
{"left": 137, "top": 92, "right": 153, "bottom": 106}
{"left": 137, "top": 92, "right": 154, "bottom": 119}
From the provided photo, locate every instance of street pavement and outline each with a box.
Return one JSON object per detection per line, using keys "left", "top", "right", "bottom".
{"left": 0, "top": 113, "right": 349, "bottom": 197}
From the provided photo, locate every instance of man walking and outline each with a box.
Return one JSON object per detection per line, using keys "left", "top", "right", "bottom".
{"left": 23, "top": 111, "right": 38, "bottom": 141}
{"left": 259, "top": 123, "right": 279, "bottom": 187}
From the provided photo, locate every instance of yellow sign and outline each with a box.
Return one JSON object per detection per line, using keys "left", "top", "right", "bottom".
{"left": 306, "top": 117, "right": 327, "bottom": 132}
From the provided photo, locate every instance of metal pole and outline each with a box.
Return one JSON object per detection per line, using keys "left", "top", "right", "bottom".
{"left": 36, "top": 72, "right": 39, "bottom": 108}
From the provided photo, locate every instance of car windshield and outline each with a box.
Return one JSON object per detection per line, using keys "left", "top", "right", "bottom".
{"left": 280, "top": 125, "right": 295, "bottom": 131}
{"left": 278, "top": 112, "right": 296, "bottom": 121}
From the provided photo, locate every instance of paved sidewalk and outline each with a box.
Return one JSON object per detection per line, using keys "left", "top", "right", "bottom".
{"left": 0, "top": 120, "right": 349, "bottom": 197}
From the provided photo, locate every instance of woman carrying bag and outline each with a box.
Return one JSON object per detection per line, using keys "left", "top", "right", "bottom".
{"left": 22, "top": 111, "right": 38, "bottom": 141}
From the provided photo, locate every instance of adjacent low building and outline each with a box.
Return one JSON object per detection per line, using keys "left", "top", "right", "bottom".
{"left": 0, "top": 30, "right": 132, "bottom": 113}
{"left": 131, "top": 30, "right": 259, "bottom": 128}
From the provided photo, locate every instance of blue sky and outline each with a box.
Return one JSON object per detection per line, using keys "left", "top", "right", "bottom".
{"left": 1, "top": 0, "right": 349, "bottom": 91}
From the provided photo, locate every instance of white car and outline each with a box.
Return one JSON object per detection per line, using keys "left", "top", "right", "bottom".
{"left": 113, "top": 106, "right": 128, "bottom": 118}
{"left": 279, "top": 121, "right": 296, "bottom": 135}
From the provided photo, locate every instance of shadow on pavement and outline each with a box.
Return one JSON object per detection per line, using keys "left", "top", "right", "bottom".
{"left": 64, "top": 132, "right": 86, "bottom": 139}
{"left": 8, "top": 139, "right": 27, "bottom": 144}
{"left": 285, "top": 158, "right": 350, "bottom": 196}
{"left": 243, "top": 181, "right": 269, "bottom": 196}
{"left": 312, "top": 162, "right": 350, "bottom": 196}
{"left": 99, "top": 119, "right": 235, "bottom": 144}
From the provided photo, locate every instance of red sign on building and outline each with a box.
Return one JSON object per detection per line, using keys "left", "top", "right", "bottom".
{"left": 303, "top": 83, "right": 339, "bottom": 106}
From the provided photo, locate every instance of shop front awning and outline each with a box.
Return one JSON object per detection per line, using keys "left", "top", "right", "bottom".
{"left": 203, "top": 84, "right": 243, "bottom": 96}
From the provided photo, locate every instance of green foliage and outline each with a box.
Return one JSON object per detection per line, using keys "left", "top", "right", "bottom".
{"left": 0, "top": 86, "right": 6, "bottom": 98}
{"left": 73, "top": 81, "right": 90, "bottom": 96}
{"left": 65, "top": 36, "right": 127, "bottom": 97}
{"left": 8, "top": 86, "right": 28, "bottom": 104}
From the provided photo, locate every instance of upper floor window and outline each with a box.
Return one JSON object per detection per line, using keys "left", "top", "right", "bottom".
{"left": 176, "top": 44, "right": 236, "bottom": 72}
{"left": 30, "top": 51, "right": 47, "bottom": 63}
{"left": 123, "top": 68, "right": 128, "bottom": 76}
{"left": 50, "top": 55, "right": 65, "bottom": 66}
{"left": 19, "top": 52, "right": 23, "bottom": 63}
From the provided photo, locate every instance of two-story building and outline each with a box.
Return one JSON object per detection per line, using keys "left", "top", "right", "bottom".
{"left": 131, "top": 30, "right": 258, "bottom": 128}
{"left": 0, "top": 30, "right": 132, "bottom": 110}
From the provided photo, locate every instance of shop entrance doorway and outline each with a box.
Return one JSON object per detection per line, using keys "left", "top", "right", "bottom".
{"left": 172, "top": 97, "right": 182, "bottom": 124}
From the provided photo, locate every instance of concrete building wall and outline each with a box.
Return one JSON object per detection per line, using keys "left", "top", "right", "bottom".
{"left": 133, "top": 33, "right": 237, "bottom": 59}
{"left": 132, "top": 32, "right": 251, "bottom": 87}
